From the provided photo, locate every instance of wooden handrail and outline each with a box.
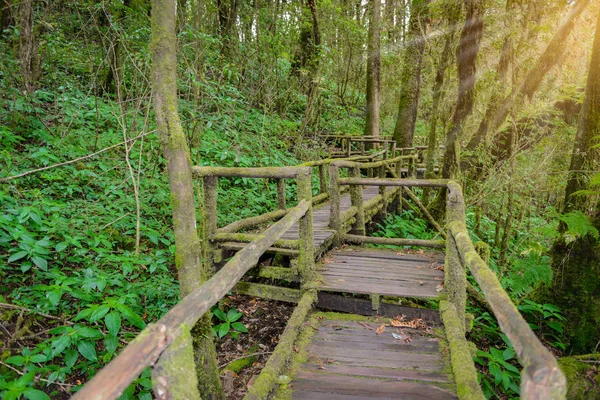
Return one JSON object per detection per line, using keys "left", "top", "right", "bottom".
{"left": 192, "top": 165, "right": 311, "bottom": 178}
{"left": 445, "top": 181, "right": 566, "bottom": 399}
{"left": 72, "top": 200, "right": 311, "bottom": 400}
{"left": 339, "top": 178, "right": 449, "bottom": 187}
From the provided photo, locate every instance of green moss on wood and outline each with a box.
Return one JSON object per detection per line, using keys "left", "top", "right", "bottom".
{"left": 234, "top": 282, "right": 302, "bottom": 303}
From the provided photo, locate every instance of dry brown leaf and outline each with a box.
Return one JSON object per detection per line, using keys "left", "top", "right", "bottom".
{"left": 436, "top": 283, "right": 444, "bottom": 292}
{"left": 434, "top": 265, "right": 444, "bottom": 271}
{"left": 337, "top": 279, "right": 345, "bottom": 282}
{"left": 419, "top": 280, "right": 423, "bottom": 285}
{"left": 376, "top": 324, "right": 386, "bottom": 335}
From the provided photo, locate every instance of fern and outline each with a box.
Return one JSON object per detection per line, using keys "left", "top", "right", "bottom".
{"left": 558, "top": 210, "right": 599, "bottom": 244}
{"left": 504, "top": 253, "right": 553, "bottom": 296}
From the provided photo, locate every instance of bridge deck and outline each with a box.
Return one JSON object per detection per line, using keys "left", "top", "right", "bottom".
{"left": 279, "top": 186, "right": 383, "bottom": 253}
{"left": 289, "top": 314, "right": 456, "bottom": 399}
{"left": 318, "top": 248, "right": 444, "bottom": 298}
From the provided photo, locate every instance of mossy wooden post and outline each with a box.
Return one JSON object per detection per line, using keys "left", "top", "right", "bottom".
{"left": 378, "top": 154, "right": 387, "bottom": 217}
{"left": 276, "top": 178, "right": 286, "bottom": 210}
{"left": 349, "top": 166, "right": 366, "bottom": 235}
{"left": 390, "top": 141, "right": 396, "bottom": 158}
{"left": 297, "top": 171, "right": 316, "bottom": 285}
{"left": 318, "top": 164, "right": 328, "bottom": 195}
{"left": 203, "top": 176, "right": 218, "bottom": 271}
{"left": 409, "top": 155, "right": 417, "bottom": 178}
{"left": 360, "top": 141, "right": 365, "bottom": 155}
{"left": 346, "top": 138, "right": 351, "bottom": 157}
{"left": 445, "top": 181, "right": 467, "bottom": 333}
{"left": 150, "top": 0, "right": 224, "bottom": 397}
{"left": 329, "top": 164, "right": 342, "bottom": 247}
{"left": 152, "top": 324, "right": 201, "bottom": 400}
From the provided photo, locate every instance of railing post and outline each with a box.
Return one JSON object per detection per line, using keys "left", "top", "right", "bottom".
{"left": 390, "top": 142, "right": 396, "bottom": 158}
{"left": 202, "top": 176, "right": 218, "bottom": 271}
{"left": 152, "top": 324, "right": 201, "bottom": 400}
{"left": 409, "top": 155, "right": 417, "bottom": 178}
{"left": 276, "top": 178, "right": 286, "bottom": 210}
{"left": 318, "top": 164, "right": 328, "bottom": 195}
{"left": 360, "top": 141, "right": 365, "bottom": 155}
{"left": 445, "top": 182, "right": 467, "bottom": 333}
{"left": 349, "top": 166, "right": 366, "bottom": 235}
{"left": 329, "top": 164, "right": 342, "bottom": 247}
{"left": 346, "top": 138, "right": 351, "bottom": 157}
{"left": 297, "top": 171, "right": 315, "bottom": 285}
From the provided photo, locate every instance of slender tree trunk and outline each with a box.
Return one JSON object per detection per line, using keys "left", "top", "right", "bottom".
{"left": 18, "top": 0, "right": 40, "bottom": 92}
{"left": 217, "top": 0, "right": 239, "bottom": 56}
{"left": 150, "top": 0, "right": 224, "bottom": 397}
{"left": 466, "top": 0, "right": 590, "bottom": 152}
{"left": 392, "top": 0, "right": 430, "bottom": 148}
{"left": 563, "top": 11, "right": 600, "bottom": 213}
{"left": 440, "top": 0, "right": 484, "bottom": 179}
{"left": 364, "top": 0, "right": 381, "bottom": 140}
{"left": 424, "top": 3, "right": 460, "bottom": 176}
{"left": 299, "top": 0, "right": 321, "bottom": 136}
{"left": 384, "top": 0, "right": 395, "bottom": 44}
{"left": 0, "top": 0, "right": 14, "bottom": 35}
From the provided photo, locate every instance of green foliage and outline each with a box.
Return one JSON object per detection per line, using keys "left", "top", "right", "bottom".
{"left": 211, "top": 306, "right": 248, "bottom": 339}
{"left": 475, "top": 341, "right": 520, "bottom": 399}
{"left": 558, "top": 210, "right": 599, "bottom": 244}
{"left": 373, "top": 210, "right": 436, "bottom": 243}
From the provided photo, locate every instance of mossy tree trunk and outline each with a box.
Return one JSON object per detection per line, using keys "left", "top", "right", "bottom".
{"left": 298, "top": 0, "right": 321, "bottom": 136}
{"left": 364, "top": 0, "right": 381, "bottom": 143}
{"left": 392, "top": 0, "right": 430, "bottom": 148}
{"left": 546, "top": 8, "right": 600, "bottom": 354}
{"left": 0, "top": 0, "right": 14, "bottom": 35}
{"left": 440, "top": 0, "right": 484, "bottom": 179}
{"left": 17, "top": 0, "right": 40, "bottom": 93}
{"left": 150, "top": 0, "right": 224, "bottom": 397}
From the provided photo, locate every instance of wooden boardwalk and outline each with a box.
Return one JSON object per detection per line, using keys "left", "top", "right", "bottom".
{"left": 289, "top": 315, "right": 456, "bottom": 399}
{"left": 319, "top": 248, "right": 444, "bottom": 298}
{"left": 280, "top": 186, "right": 382, "bottom": 254}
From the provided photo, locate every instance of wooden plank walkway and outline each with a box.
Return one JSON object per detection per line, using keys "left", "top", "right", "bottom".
{"left": 289, "top": 315, "right": 456, "bottom": 399}
{"left": 279, "top": 186, "right": 382, "bottom": 253}
{"left": 318, "top": 248, "right": 444, "bottom": 298}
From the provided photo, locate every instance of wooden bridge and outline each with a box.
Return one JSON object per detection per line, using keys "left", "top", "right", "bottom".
{"left": 73, "top": 138, "right": 566, "bottom": 400}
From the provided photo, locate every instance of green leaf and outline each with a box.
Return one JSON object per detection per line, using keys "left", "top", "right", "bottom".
{"left": 105, "top": 334, "right": 119, "bottom": 354}
{"left": 213, "top": 308, "right": 227, "bottom": 322}
{"left": 23, "top": 388, "right": 50, "bottom": 400}
{"left": 105, "top": 311, "right": 121, "bottom": 336}
{"left": 47, "top": 290, "right": 62, "bottom": 306}
{"left": 64, "top": 349, "right": 78, "bottom": 368}
{"left": 74, "top": 307, "right": 94, "bottom": 321}
{"left": 29, "top": 354, "right": 46, "bottom": 363}
{"left": 77, "top": 327, "right": 103, "bottom": 339}
{"left": 55, "top": 242, "right": 68, "bottom": 252}
{"left": 114, "top": 303, "right": 146, "bottom": 329}
{"left": 227, "top": 308, "right": 243, "bottom": 322}
{"left": 547, "top": 321, "right": 564, "bottom": 333}
{"left": 218, "top": 323, "right": 230, "bottom": 338}
{"left": 231, "top": 322, "right": 248, "bottom": 333}
{"left": 8, "top": 250, "right": 28, "bottom": 263}
{"left": 31, "top": 256, "right": 48, "bottom": 271}
{"left": 77, "top": 341, "right": 97, "bottom": 362}
{"left": 90, "top": 304, "right": 111, "bottom": 323}
{"left": 51, "top": 335, "right": 71, "bottom": 357}
{"left": 5, "top": 356, "right": 25, "bottom": 366}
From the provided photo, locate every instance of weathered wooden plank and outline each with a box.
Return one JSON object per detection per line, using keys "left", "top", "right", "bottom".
{"left": 312, "top": 334, "right": 440, "bottom": 353}
{"left": 291, "top": 373, "right": 456, "bottom": 399}
{"left": 307, "top": 343, "right": 443, "bottom": 365}
{"left": 300, "top": 364, "right": 449, "bottom": 383}
{"left": 318, "top": 281, "right": 440, "bottom": 298}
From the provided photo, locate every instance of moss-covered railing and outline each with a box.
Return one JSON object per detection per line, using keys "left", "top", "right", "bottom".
{"left": 327, "top": 171, "right": 567, "bottom": 399}
{"left": 72, "top": 167, "right": 318, "bottom": 400}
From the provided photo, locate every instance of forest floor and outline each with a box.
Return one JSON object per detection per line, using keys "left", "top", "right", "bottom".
{"left": 216, "top": 294, "right": 295, "bottom": 399}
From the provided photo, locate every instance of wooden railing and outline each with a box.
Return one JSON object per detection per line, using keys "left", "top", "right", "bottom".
{"left": 72, "top": 166, "right": 317, "bottom": 400}
{"left": 325, "top": 167, "right": 567, "bottom": 399}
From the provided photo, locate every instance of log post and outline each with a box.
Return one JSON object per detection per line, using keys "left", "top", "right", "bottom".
{"left": 346, "top": 138, "right": 351, "bottom": 157}
{"left": 203, "top": 176, "right": 218, "bottom": 271}
{"left": 329, "top": 164, "right": 342, "bottom": 247}
{"left": 318, "top": 164, "right": 328, "bottom": 195}
{"left": 445, "top": 181, "right": 467, "bottom": 333}
{"left": 409, "top": 155, "right": 417, "bottom": 178}
{"left": 152, "top": 324, "right": 201, "bottom": 400}
{"left": 349, "top": 166, "right": 366, "bottom": 235}
{"left": 360, "top": 141, "right": 365, "bottom": 155}
{"left": 276, "top": 178, "right": 286, "bottom": 210}
{"left": 297, "top": 172, "right": 316, "bottom": 285}
{"left": 390, "top": 142, "right": 396, "bottom": 158}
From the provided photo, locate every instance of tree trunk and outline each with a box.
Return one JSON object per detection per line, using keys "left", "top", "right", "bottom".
{"left": 440, "top": 0, "right": 484, "bottom": 179}
{"left": 364, "top": 0, "right": 381, "bottom": 140}
{"left": 299, "top": 0, "right": 321, "bottom": 136}
{"left": 18, "top": 0, "right": 40, "bottom": 92}
{"left": 217, "top": 0, "right": 239, "bottom": 56}
{"left": 150, "top": 0, "right": 224, "bottom": 397}
{"left": 384, "top": 0, "right": 394, "bottom": 44}
{"left": 0, "top": 0, "right": 14, "bottom": 35}
{"left": 544, "top": 7, "right": 600, "bottom": 355}
{"left": 466, "top": 0, "right": 590, "bottom": 152}
{"left": 392, "top": 0, "right": 430, "bottom": 148}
